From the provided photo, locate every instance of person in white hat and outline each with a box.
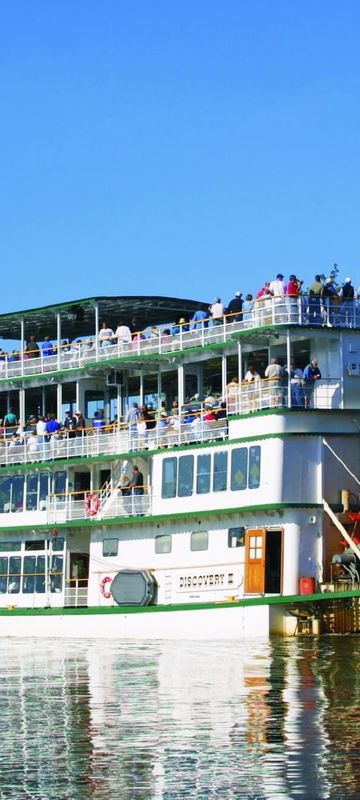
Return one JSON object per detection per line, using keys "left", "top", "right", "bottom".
{"left": 339, "top": 277, "right": 356, "bottom": 326}
{"left": 226, "top": 292, "right": 243, "bottom": 323}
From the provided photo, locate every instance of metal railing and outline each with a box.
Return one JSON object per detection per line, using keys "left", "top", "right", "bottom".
{"left": 0, "top": 296, "right": 358, "bottom": 380}
{"left": 227, "top": 377, "right": 342, "bottom": 414}
{"left": 0, "top": 418, "right": 228, "bottom": 467}
{"left": 46, "top": 488, "right": 151, "bottom": 524}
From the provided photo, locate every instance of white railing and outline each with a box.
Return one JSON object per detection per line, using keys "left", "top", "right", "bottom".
{"left": 227, "top": 378, "right": 342, "bottom": 414}
{"left": 0, "top": 296, "right": 358, "bottom": 381}
{"left": 0, "top": 419, "right": 228, "bottom": 467}
{"left": 47, "top": 490, "right": 151, "bottom": 524}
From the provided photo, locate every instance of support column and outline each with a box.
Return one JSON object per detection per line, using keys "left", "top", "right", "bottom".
{"left": 286, "top": 330, "right": 291, "bottom": 409}
{"left": 117, "top": 384, "right": 122, "bottom": 430}
{"left": 178, "top": 363, "right": 184, "bottom": 410}
{"left": 20, "top": 318, "right": 25, "bottom": 377}
{"left": 19, "top": 388, "right": 25, "bottom": 428}
{"left": 221, "top": 354, "right": 227, "bottom": 400}
{"left": 94, "top": 303, "right": 99, "bottom": 362}
{"left": 57, "top": 382, "right": 62, "bottom": 422}
{"left": 76, "top": 380, "right": 80, "bottom": 413}
{"left": 157, "top": 367, "right": 162, "bottom": 409}
{"left": 139, "top": 370, "right": 144, "bottom": 408}
{"left": 41, "top": 387, "right": 46, "bottom": 416}
{"left": 56, "top": 312, "right": 61, "bottom": 371}
{"left": 237, "top": 341, "right": 242, "bottom": 414}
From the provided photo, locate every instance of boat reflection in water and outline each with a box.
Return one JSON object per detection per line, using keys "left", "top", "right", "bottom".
{"left": 0, "top": 637, "right": 360, "bottom": 799}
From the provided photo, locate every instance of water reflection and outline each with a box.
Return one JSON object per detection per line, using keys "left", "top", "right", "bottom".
{"left": 0, "top": 637, "right": 360, "bottom": 799}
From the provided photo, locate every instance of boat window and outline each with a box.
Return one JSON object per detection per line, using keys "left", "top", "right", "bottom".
{"left": 162, "top": 457, "right": 177, "bottom": 499}
{"left": 23, "top": 556, "right": 36, "bottom": 593}
{"left": 0, "top": 476, "right": 10, "bottom": 512}
{"left": 51, "top": 537, "right": 64, "bottom": 552}
{"left": 36, "top": 556, "right": 46, "bottom": 593}
{"left": 26, "top": 475, "right": 38, "bottom": 510}
{"left": 228, "top": 527, "right": 245, "bottom": 548}
{"left": 196, "top": 454, "right": 211, "bottom": 494}
{"left": 231, "top": 448, "right": 248, "bottom": 491}
{"left": 213, "top": 452, "right": 228, "bottom": 492}
{"left": 249, "top": 446, "right": 261, "bottom": 489}
{"left": 54, "top": 471, "right": 66, "bottom": 497}
{"left": 0, "top": 557, "right": 8, "bottom": 593}
{"left": 0, "top": 541, "right": 21, "bottom": 552}
{"left": 191, "top": 531, "right": 209, "bottom": 551}
{"left": 8, "top": 556, "right": 21, "bottom": 594}
{"left": 155, "top": 534, "right": 172, "bottom": 554}
{"left": 178, "top": 455, "right": 194, "bottom": 497}
{"left": 50, "top": 555, "right": 63, "bottom": 592}
{"left": 25, "top": 541, "right": 45, "bottom": 551}
{"left": 12, "top": 475, "right": 25, "bottom": 512}
{"left": 39, "top": 473, "right": 50, "bottom": 501}
{"left": 102, "top": 538, "right": 119, "bottom": 557}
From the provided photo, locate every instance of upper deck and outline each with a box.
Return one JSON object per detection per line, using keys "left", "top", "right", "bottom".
{"left": 0, "top": 293, "right": 357, "bottom": 383}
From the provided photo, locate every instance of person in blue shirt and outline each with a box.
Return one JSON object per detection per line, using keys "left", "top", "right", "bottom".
{"left": 93, "top": 410, "right": 106, "bottom": 433}
{"left": 41, "top": 337, "right": 54, "bottom": 357}
{"left": 45, "top": 413, "right": 61, "bottom": 435}
{"left": 190, "top": 307, "right": 208, "bottom": 330}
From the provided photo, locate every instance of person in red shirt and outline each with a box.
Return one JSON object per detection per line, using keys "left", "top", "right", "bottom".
{"left": 286, "top": 274, "right": 303, "bottom": 322}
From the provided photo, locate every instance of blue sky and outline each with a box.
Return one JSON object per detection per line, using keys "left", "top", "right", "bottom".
{"left": 0, "top": 0, "right": 360, "bottom": 313}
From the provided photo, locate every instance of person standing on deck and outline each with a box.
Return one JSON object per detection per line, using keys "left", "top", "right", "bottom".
{"left": 303, "top": 360, "right": 321, "bottom": 408}
{"left": 130, "top": 465, "right": 144, "bottom": 515}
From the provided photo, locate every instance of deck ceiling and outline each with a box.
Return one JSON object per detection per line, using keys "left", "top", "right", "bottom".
{"left": 0, "top": 296, "right": 208, "bottom": 341}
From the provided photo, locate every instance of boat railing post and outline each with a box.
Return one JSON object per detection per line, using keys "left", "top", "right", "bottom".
{"left": 271, "top": 297, "right": 276, "bottom": 325}
{"left": 223, "top": 313, "right": 226, "bottom": 342}
{"left": 179, "top": 322, "right": 183, "bottom": 351}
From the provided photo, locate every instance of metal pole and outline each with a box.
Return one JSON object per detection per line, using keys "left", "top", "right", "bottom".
{"left": 20, "top": 318, "right": 25, "bottom": 377}
{"left": 56, "top": 312, "right": 61, "bottom": 371}
{"left": 94, "top": 303, "right": 99, "bottom": 362}
{"left": 286, "top": 330, "right": 291, "bottom": 409}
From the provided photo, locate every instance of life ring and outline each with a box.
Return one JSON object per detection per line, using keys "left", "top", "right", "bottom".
{"left": 100, "top": 576, "right": 112, "bottom": 599}
{"left": 84, "top": 493, "right": 100, "bottom": 517}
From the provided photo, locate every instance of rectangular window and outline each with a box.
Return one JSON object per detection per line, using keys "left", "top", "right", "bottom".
{"left": 213, "top": 451, "right": 228, "bottom": 492}
{"left": 25, "top": 540, "right": 45, "bottom": 551}
{"left": 8, "top": 556, "right": 21, "bottom": 594}
{"left": 51, "top": 537, "right": 65, "bottom": 552}
{"left": 190, "top": 531, "right": 209, "bottom": 551}
{"left": 249, "top": 534, "right": 263, "bottom": 559}
{"left": 39, "top": 473, "right": 50, "bottom": 502}
{"left": 0, "top": 476, "right": 10, "bottom": 512}
{"left": 249, "top": 446, "right": 261, "bottom": 489}
{"left": 54, "top": 471, "right": 66, "bottom": 497}
{"left": 26, "top": 475, "right": 38, "bottom": 510}
{"left": 23, "top": 556, "right": 36, "bottom": 594}
{"left": 231, "top": 448, "right": 248, "bottom": 491}
{"left": 155, "top": 534, "right": 172, "bottom": 554}
{"left": 178, "top": 455, "right": 194, "bottom": 497}
{"left": 50, "top": 555, "right": 64, "bottom": 593}
{"left": 0, "top": 542, "right": 21, "bottom": 552}
{"left": 12, "top": 475, "right": 24, "bottom": 512}
{"left": 36, "top": 556, "right": 46, "bottom": 593}
{"left": 228, "top": 527, "right": 245, "bottom": 548}
{"left": 196, "top": 454, "right": 211, "bottom": 494}
{"left": 162, "top": 458, "right": 177, "bottom": 498}
{"left": 0, "top": 557, "right": 8, "bottom": 593}
{"left": 102, "top": 539, "right": 118, "bottom": 557}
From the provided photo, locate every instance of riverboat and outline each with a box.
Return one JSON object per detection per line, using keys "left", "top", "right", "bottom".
{"left": 0, "top": 292, "right": 360, "bottom": 637}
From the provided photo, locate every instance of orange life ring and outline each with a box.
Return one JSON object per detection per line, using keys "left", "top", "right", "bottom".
{"left": 100, "top": 576, "right": 112, "bottom": 599}
{"left": 84, "top": 493, "right": 100, "bottom": 517}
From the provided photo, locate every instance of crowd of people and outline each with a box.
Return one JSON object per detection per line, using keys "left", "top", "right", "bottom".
{"left": 0, "top": 272, "right": 356, "bottom": 368}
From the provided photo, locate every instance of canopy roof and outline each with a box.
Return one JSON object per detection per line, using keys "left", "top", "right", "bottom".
{"left": 0, "top": 295, "right": 208, "bottom": 341}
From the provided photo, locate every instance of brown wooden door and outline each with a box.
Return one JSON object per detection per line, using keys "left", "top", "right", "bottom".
{"left": 245, "top": 529, "right": 266, "bottom": 594}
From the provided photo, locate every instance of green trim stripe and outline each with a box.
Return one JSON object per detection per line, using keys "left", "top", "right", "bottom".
{"left": 0, "top": 588, "right": 359, "bottom": 617}
{"left": 0, "top": 502, "right": 322, "bottom": 533}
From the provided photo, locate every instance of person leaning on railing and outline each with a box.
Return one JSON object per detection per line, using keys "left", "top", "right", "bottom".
{"left": 25, "top": 336, "right": 40, "bottom": 359}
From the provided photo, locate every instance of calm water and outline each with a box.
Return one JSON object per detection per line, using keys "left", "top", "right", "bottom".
{"left": 0, "top": 637, "right": 359, "bottom": 800}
